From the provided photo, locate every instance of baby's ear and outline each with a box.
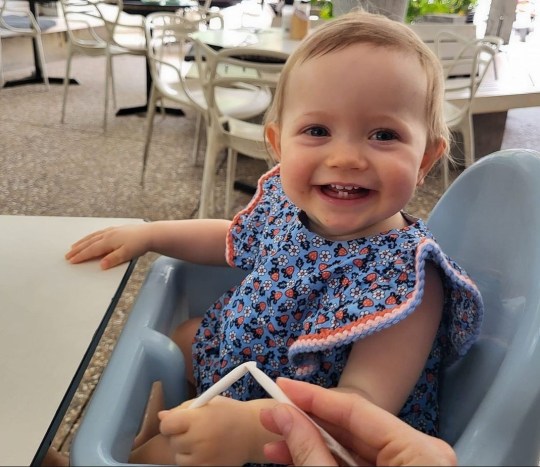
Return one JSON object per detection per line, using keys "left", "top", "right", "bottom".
{"left": 418, "top": 139, "right": 446, "bottom": 185}
{"left": 265, "top": 123, "right": 282, "bottom": 161}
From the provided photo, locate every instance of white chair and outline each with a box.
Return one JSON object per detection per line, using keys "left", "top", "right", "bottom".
{"left": 436, "top": 31, "right": 498, "bottom": 187}
{"left": 0, "top": 0, "right": 49, "bottom": 88}
{"left": 60, "top": 0, "right": 146, "bottom": 130}
{"left": 142, "top": 17, "right": 282, "bottom": 199}
{"left": 182, "top": 0, "right": 224, "bottom": 30}
{"left": 192, "top": 40, "right": 287, "bottom": 218}
{"left": 142, "top": 12, "right": 205, "bottom": 182}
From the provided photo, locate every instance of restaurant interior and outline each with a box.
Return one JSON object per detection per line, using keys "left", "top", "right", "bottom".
{"left": 1, "top": 0, "right": 539, "bottom": 464}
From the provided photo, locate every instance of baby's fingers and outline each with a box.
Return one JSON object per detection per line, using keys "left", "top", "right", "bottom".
{"left": 69, "top": 228, "right": 112, "bottom": 251}
{"left": 100, "top": 246, "right": 131, "bottom": 269}
{"left": 159, "top": 407, "right": 192, "bottom": 436}
{"left": 65, "top": 229, "right": 110, "bottom": 260}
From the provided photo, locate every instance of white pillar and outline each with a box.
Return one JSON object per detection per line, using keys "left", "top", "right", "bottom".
{"left": 485, "top": 0, "right": 516, "bottom": 43}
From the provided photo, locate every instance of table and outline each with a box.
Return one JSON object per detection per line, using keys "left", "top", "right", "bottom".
{"left": 445, "top": 47, "right": 540, "bottom": 158}
{"left": 0, "top": 215, "right": 143, "bottom": 466}
{"left": 193, "top": 27, "right": 300, "bottom": 55}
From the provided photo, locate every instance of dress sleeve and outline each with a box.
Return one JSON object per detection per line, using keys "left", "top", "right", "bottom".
{"left": 288, "top": 237, "right": 484, "bottom": 374}
{"left": 225, "top": 166, "right": 282, "bottom": 270}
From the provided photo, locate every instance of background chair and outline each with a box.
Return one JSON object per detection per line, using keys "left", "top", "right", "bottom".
{"left": 192, "top": 40, "right": 287, "bottom": 218}
{"left": 0, "top": 0, "right": 49, "bottom": 88}
{"left": 60, "top": 0, "right": 146, "bottom": 130}
{"left": 435, "top": 31, "right": 498, "bottom": 187}
{"left": 70, "top": 149, "right": 540, "bottom": 466}
{"left": 142, "top": 19, "right": 283, "bottom": 204}
{"left": 142, "top": 12, "right": 206, "bottom": 180}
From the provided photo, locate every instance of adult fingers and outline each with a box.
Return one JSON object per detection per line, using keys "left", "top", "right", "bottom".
{"left": 264, "top": 404, "right": 338, "bottom": 466}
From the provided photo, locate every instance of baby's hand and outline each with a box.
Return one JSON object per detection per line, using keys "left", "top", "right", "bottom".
{"left": 159, "top": 396, "right": 256, "bottom": 466}
{"left": 65, "top": 224, "right": 152, "bottom": 269}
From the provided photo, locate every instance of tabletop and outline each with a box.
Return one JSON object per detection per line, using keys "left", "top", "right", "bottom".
{"left": 122, "top": 0, "right": 197, "bottom": 15}
{"left": 0, "top": 215, "right": 143, "bottom": 466}
{"left": 193, "top": 27, "right": 301, "bottom": 55}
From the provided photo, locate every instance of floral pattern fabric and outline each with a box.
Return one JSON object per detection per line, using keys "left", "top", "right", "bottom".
{"left": 193, "top": 166, "right": 483, "bottom": 435}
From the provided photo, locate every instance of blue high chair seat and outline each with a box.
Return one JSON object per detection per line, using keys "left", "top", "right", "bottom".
{"left": 70, "top": 149, "right": 540, "bottom": 466}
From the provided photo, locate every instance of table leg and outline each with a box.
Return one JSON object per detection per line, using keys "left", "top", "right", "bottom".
{"left": 115, "top": 57, "right": 184, "bottom": 117}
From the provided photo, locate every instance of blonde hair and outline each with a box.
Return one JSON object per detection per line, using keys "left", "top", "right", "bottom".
{"left": 265, "top": 10, "right": 449, "bottom": 158}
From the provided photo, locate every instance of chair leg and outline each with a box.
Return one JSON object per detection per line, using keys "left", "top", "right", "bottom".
{"left": 442, "top": 157, "right": 449, "bottom": 189}
{"left": 191, "top": 113, "right": 203, "bottom": 165}
{"left": 0, "top": 37, "right": 4, "bottom": 88}
{"left": 461, "top": 114, "right": 475, "bottom": 168}
{"left": 109, "top": 54, "right": 117, "bottom": 110}
{"left": 225, "top": 148, "right": 237, "bottom": 219}
{"left": 61, "top": 48, "right": 73, "bottom": 124}
{"left": 198, "top": 127, "right": 224, "bottom": 219}
{"left": 104, "top": 51, "right": 112, "bottom": 131}
{"left": 35, "top": 35, "right": 50, "bottom": 90}
{"left": 142, "top": 85, "right": 159, "bottom": 185}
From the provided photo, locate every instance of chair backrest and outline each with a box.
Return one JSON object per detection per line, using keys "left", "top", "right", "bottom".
{"left": 60, "top": 0, "right": 139, "bottom": 49}
{"left": 144, "top": 12, "right": 203, "bottom": 106}
{"left": 0, "top": 0, "right": 41, "bottom": 33}
{"left": 435, "top": 30, "right": 498, "bottom": 92}
{"left": 60, "top": 0, "right": 109, "bottom": 47}
{"left": 436, "top": 31, "right": 497, "bottom": 97}
{"left": 428, "top": 149, "right": 540, "bottom": 465}
{"left": 193, "top": 38, "right": 287, "bottom": 154}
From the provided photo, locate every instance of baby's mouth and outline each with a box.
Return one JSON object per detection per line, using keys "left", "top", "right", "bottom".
{"left": 321, "top": 184, "right": 370, "bottom": 199}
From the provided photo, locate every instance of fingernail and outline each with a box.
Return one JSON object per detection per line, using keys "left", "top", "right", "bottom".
{"left": 271, "top": 404, "right": 293, "bottom": 436}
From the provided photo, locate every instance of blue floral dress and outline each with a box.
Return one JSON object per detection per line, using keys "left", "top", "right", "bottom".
{"left": 193, "top": 166, "right": 483, "bottom": 435}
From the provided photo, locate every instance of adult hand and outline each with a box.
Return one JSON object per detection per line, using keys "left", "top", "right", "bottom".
{"left": 260, "top": 378, "right": 457, "bottom": 466}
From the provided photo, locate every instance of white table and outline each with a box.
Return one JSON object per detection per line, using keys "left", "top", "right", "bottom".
{"left": 193, "top": 27, "right": 301, "bottom": 55}
{"left": 0, "top": 215, "right": 143, "bottom": 466}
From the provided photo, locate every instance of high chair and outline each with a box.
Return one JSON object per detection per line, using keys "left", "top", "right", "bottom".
{"left": 70, "top": 149, "right": 540, "bottom": 466}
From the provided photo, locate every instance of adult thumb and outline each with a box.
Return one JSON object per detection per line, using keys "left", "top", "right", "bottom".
{"left": 270, "top": 404, "right": 338, "bottom": 466}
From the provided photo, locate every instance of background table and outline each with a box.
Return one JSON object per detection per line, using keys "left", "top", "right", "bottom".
{"left": 0, "top": 215, "right": 143, "bottom": 466}
{"left": 193, "top": 27, "right": 300, "bottom": 55}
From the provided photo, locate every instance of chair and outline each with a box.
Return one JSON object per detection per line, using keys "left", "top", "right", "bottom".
{"left": 192, "top": 40, "right": 287, "bottom": 218}
{"left": 60, "top": 0, "right": 146, "bottom": 130}
{"left": 142, "top": 20, "right": 283, "bottom": 202}
{"left": 142, "top": 12, "right": 206, "bottom": 180}
{"left": 182, "top": 0, "right": 224, "bottom": 30}
{"left": 435, "top": 31, "right": 499, "bottom": 187}
{"left": 70, "top": 149, "right": 540, "bottom": 466}
{"left": 0, "top": 0, "right": 49, "bottom": 89}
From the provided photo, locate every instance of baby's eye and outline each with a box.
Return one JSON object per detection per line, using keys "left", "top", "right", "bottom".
{"left": 370, "top": 129, "right": 398, "bottom": 141}
{"left": 304, "top": 126, "right": 330, "bottom": 137}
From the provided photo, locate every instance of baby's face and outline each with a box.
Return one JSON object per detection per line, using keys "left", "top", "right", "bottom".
{"left": 266, "top": 43, "right": 440, "bottom": 241}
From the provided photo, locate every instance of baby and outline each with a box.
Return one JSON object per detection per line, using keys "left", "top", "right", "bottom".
{"left": 66, "top": 10, "right": 483, "bottom": 465}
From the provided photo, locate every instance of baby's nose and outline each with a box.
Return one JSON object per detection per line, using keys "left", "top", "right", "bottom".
{"left": 325, "top": 143, "right": 369, "bottom": 170}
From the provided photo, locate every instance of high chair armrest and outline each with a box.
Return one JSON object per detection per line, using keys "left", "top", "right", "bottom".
{"left": 70, "top": 256, "right": 246, "bottom": 466}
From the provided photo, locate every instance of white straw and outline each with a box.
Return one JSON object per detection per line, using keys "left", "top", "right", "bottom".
{"left": 188, "top": 361, "right": 357, "bottom": 466}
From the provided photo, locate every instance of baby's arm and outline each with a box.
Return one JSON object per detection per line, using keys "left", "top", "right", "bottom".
{"left": 66, "top": 219, "right": 231, "bottom": 269}
{"left": 158, "top": 396, "right": 281, "bottom": 465}
{"left": 337, "top": 263, "right": 443, "bottom": 414}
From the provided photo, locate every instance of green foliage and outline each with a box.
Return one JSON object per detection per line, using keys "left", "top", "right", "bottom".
{"left": 406, "top": 0, "right": 478, "bottom": 23}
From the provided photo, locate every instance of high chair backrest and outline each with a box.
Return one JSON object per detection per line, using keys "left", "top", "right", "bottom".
{"left": 71, "top": 150, "right": 540, "bottom": 465}
{"left": 428, "top": 149, "right": 540, "bottom": 465}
